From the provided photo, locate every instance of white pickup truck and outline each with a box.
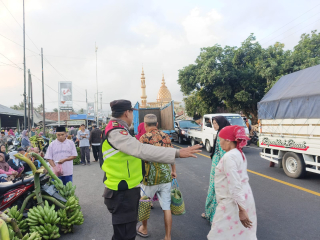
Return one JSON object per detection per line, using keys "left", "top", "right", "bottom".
{"left": 258, "top": 64, "right": 320, "bottom": 178}
{"left": 189, "top": 113, "right": 250, "bottom": 152}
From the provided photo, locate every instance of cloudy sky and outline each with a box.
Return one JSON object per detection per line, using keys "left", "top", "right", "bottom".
{"left": 1, "top": 0, "right": 320, "bottom": 114}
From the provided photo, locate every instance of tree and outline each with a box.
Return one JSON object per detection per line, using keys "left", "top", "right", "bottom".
{"left": 177, "top": 30, "right": 320, "bottom": 124}
{"left": 11, "top": 101, "right": 25, "bottom": 110}
{"left": 78, "top": 108, "right": 84, "bottom": 114}
{"left": 35, "top": 104, "right": 43, "bottom": 113}
{"left": 53, "top": 108, "right": 58, "bottom": 112}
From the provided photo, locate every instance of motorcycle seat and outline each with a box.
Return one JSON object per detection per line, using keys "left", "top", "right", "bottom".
{"left": 0, "top": 176, "right": 35, "bottom": 195}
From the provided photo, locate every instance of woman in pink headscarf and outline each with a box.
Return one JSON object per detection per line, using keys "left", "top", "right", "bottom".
{"left": 8, "top": 129, "right": 14, "bottom": 136}
{"left": 207, "top": 125, "right": 257, "bottom": 240}
{"left": 135, "top": 122, "right": 146, "bottom": 140}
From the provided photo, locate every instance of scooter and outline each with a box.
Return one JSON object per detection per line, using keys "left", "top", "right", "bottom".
{"left": 7, "top": 138, "right": 21, "bottom": 152}
{"left": 0, "top": 174, "right": 66, "bottom": 212}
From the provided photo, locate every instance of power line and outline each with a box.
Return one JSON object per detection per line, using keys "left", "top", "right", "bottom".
{"left": 1, "top": 0, "right": 96, "bottom": 104}
{"left": 277, "top": 18, "right": 320, "bottom": 46}
{"left": 0, "top": 33, "right": 40, "bottom": 55}
{"left": 258, "top": 3, "right": 320, "bottom": 43}
{"left": 261, "top": 11, "right": 320, "bottom": 46}
{"left": 0, "top": 53, "right": 23, "bottom": 70}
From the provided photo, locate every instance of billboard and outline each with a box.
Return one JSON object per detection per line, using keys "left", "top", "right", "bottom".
{"left": 87, "top": 102, "right": 95, "bottom": 116}
{"left": 59, "top": 81, "right": 73, "bottom": 110}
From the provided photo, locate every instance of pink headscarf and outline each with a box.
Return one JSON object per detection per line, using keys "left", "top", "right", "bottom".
{"left": 219, "top": 125, "right": 250, "bottom": 160}
{"left": 135, "top": 122, "right": 146, "bottom": 140}
{"left": 9, "top": 129, "right": 14, "bottom": 136}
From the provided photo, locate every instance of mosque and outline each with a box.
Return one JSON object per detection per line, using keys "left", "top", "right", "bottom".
{"left": 140, "top": 67, "right": 180, "bottom": 108}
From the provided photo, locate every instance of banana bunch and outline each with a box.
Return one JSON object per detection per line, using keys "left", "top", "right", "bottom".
{"left": 27, "top": 201, "right": 60, "bottom": 239}
{"left": 58, "top": 181, "right": 77, "bottom": 200}
{"left": 4, "top": 206, "right": 28, "bottom": 233}
{"left": 58, "top": 196, "right": 84, "bottom": 234}
{"left": 9, "top": 228, "right": 42, "bottom": 240}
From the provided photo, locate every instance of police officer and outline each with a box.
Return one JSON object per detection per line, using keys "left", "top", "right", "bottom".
{"left": 101, "top": 100, "right": 201, "bottom": 240}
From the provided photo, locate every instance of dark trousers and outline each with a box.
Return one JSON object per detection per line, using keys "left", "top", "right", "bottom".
{"left": 92, "top": 145, "right": 100, "bottom": 161}
{"left": 103, "top": 187, "right": 140, "bottom": 240}
{"left": 80, "top": 146, "right": 90, "bottom": 164}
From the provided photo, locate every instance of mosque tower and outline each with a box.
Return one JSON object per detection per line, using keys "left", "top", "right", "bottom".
{"left": 140, "top": 67, "right": 147, "bottom": 108}
{"left": 157, "top": 74, "right": 172, "bottom": 103}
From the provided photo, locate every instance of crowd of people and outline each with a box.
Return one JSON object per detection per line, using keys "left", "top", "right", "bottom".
{"left": 1, "top": 100, "right": 257, "bottom": 239}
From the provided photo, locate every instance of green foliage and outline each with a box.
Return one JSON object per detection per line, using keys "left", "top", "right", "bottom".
{"left": 178, "top": 30, "right": 320, "bottom": 123}
{"left": 73, "top": 147, "right": 81, "bottom": 165}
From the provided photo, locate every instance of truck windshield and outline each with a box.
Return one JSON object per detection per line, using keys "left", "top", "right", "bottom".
{"left": 179, "top": 121, "right": 200, "bottom": 129}
{"left": 225, "top": 116, "right": 246, "bottom": 127}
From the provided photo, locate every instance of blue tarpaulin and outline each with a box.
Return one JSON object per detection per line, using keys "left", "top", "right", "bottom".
{"left": 258, "top": 64, "right": 320, "bottom": 119}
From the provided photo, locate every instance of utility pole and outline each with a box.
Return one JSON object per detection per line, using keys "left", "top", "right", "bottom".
{"left": 31, "top": 74, "right": 34, "bottom": 127}
{"left": 100, "top": 93, "right": 102, "bottom": 111}
{"left": 86, "top": 89, "right": 88, "bottom": 128}
{"left": 28, "top": 69, "right": 31, "bottom": 132}
{"left": 95, "top": 43, "right": 98, "bottom": 126}
{"left": 23, "top": 0, "right": 27, "bottom": 130}
{"left": 41, "top": 48, "right": 45, "bottom": 135}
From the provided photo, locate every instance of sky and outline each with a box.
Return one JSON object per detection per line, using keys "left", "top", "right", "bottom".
{"left": 1, "top": 0, "right": 320, "bottom": 114}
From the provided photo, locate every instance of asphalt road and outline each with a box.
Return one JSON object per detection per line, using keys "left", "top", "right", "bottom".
{"left": 60, "top": 143, "right": 320, "bottom": 240}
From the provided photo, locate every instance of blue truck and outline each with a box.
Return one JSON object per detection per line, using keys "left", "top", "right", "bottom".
{"left": 133, "top": 101, "right": 175, "bottom": 139}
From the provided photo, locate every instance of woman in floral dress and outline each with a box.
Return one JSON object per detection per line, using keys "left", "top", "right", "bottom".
{"left": 202, "top": 116, "right": 230, "bottom": 222}
{"left": 207, "top": 125, "right": 257, "bottom": 240}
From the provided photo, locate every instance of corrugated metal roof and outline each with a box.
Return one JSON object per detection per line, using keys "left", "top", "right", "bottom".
{"left": 0, "top": 104, "right": 24, "bottom": 116}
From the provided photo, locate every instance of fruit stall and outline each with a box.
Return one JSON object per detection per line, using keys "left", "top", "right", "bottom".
{"left": 0, "top": 153, "right": 84, "bottom": 240}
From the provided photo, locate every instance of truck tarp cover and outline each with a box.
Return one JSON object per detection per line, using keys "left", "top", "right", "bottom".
{"left": 258, "top": 64, "right": 320, "bottom": 119}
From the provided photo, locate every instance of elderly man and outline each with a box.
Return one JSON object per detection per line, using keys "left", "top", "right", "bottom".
{"left": 45, "top": 126, "right": 78, "bottom": 185}
{"left": 100, "top": 99, "right": 201, "bottom": 240}
{"left": 137, "top": 114, "right": 176, "bottom": 240}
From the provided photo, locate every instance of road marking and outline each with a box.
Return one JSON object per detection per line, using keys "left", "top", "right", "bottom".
{"left": 173, "top": 144, "right": 320, "bottom": 197}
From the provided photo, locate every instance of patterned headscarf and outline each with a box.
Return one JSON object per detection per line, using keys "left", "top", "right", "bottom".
{"left": 219, "top": 125, "right": 250, "bottom": 160}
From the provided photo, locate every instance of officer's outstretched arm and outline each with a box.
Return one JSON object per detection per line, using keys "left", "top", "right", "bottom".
{"left": 108, "top": 129, "right": 177, "bottom": 164}
{"left": 108, "top": 129, "right": 202, "bottom": 164}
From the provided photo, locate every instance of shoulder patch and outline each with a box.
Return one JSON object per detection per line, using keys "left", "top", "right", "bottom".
{"left": 112, "top": 122, "right": 119, "bottom": 127}
{"left": 119, "top": 130, "right": 128, "bottom": 135}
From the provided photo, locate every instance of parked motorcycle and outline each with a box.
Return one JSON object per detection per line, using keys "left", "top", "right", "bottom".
{"left": 7, "top": 138, "right": 21, "bottom": 152}
{"left": 250, "top": 131, "right": 259, "bottom": 146}
{"left": 0, "top": 173, "right": 66, "bottom": 212}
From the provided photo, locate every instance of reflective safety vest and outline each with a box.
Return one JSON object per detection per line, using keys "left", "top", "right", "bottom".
{"left": 101, "top": 121, "right": 143, "bottom": 191}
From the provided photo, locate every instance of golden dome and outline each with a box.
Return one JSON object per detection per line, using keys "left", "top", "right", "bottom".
{"left": 157, "top": 74, "right": 172, "bottom": 102}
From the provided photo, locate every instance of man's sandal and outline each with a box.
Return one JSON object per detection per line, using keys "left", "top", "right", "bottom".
{"left": 136, "top": 223, "right": 149, "bottom": 238}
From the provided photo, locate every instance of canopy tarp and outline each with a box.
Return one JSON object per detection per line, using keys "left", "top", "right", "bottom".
{"left": 258, "top": 64, "right": 320, "bottom": 119}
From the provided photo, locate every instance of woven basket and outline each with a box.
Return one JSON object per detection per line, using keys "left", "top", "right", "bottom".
{"left": 170, "top": 179, "right": 186, "bottom": 215}
{"left": 138, "top": 198, "right": 152, "bottom": 221}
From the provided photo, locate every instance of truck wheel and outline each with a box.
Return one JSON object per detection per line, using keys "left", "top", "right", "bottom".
{"left": 178, "top": 136, "right": 183, "bottom": 145}
{"left": 191, "top": 138, "right": 195, "bottom": 146}
{"left": 205, "top": 140, "right": 212, "bottom": 153}
{"left": 282, "top": 152, "right": 306, "bottom": 179}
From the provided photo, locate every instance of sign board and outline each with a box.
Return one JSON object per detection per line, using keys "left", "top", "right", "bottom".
{"left": 59, "top": 82, "right": 73, "bottom": 109}
{"left": 87, "top": 102, "right": 95, "bottom": 116}
{"left": 66, "top": 120, "right": 85, "bottom": 126}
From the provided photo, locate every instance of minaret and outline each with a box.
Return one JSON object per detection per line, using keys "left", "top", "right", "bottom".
{"left": 141, "top": 67, "right": 147, "bottom": 108}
